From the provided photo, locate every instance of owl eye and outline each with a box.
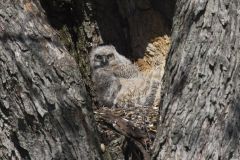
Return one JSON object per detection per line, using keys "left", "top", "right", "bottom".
{"left": 107, "top": 53, "right": 114, "bottom": 59}
{"left": 95, "top": 54, "right": 102, "bottom": 60}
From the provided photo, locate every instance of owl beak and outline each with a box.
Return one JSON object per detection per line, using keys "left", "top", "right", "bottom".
{"left": 102, "top": 57, "right": 108, "bottom": 65}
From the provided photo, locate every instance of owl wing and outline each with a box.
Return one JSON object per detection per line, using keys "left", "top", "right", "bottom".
{"left": 112, "top": 64, "right": 139, "bottom": 79}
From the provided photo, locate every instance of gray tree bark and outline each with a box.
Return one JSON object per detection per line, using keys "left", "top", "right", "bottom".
{"left": 153, "top": 0, "right": 240, "bottom": 159}
{"left": 0, "top": 0, "right": 102, "bottom": 159}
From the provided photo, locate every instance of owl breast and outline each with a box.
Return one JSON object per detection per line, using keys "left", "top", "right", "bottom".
{"left": 112, "top": 64, "right": 139, "bottom": 79}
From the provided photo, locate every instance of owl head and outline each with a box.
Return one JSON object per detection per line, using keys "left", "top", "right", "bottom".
{"left": 90, "top": 45, "right": 131, "bottom": 69}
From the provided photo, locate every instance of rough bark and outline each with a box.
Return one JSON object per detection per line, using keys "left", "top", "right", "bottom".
{"left": 0, "top": 0, "right": 102, "bottom": 159}
{"left": 153, "top": 0, "right": 240, "bottom": 159}
{"left": 40, "top": 0, "right": 102, "bottom": 94}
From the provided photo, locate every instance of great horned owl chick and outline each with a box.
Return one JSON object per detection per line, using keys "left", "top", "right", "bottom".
{"left": 90, "top": 45, "right": 139, "bottom": 107}
{"left": 90, "top": 45, "right": 159, "bottom": 108}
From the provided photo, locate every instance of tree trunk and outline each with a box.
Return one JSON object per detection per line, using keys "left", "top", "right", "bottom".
{"left": 0, "top": 0, "right": 102, "bottom": 159}
{"left": 153, "top": 0, "right": 240, "bottom": 159}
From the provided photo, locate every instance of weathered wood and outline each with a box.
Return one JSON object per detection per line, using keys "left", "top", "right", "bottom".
{"left": 153, "top": 0, "right": 240, "bottom": 159}
{"left": 0, "top": 0, "right": 101, "bottom": 159}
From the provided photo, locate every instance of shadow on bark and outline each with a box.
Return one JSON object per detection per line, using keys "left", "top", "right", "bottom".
{"left": 222, "top": 98, "right": 240, "bottom": 159}
{"left": 94, "top": 0, "right": 174, "bottom": 59}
